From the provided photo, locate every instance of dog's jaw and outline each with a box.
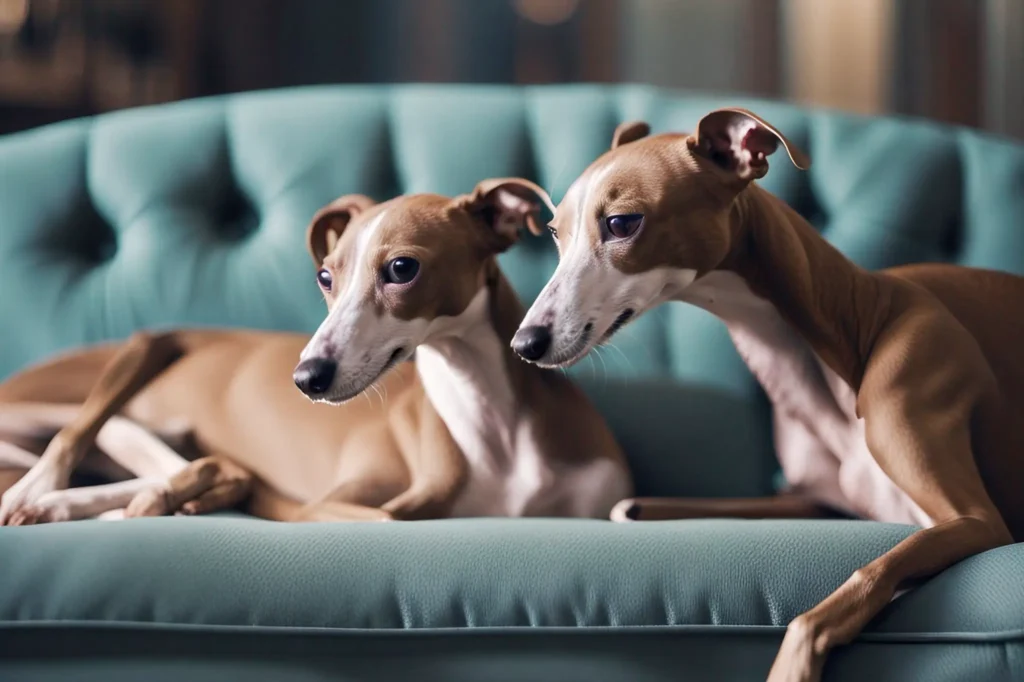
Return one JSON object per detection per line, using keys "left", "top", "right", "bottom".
{"left": 521, "top": 265, "right": 697, "bottom": 368}
{"left": 311, "top": 345, "right": 414, "bottom": 405}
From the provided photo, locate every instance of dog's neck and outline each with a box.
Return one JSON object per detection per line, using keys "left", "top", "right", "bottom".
{"left": 689, "top": 183, "right": 886, "bottom": 390}
{"left": 414, "top": 262, "right": 532, "bottom": 473}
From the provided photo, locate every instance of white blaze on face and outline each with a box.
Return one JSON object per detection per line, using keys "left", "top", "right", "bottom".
{"left": 519, "top": 159, "right": 697, "bottom": 366}
{"left": 528, "top": 164, "right": 615, "bottom": 352}
{"left": 299, "top": 208, "right": 426, "bottom": 400}
{"left": 301, "top": 208, "right": 388, "bottom": 362}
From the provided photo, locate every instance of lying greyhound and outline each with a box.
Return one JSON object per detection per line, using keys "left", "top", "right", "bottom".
{"left": 0, "top": 178, "right": 632, "bottom": 526}
{"left": 511, "top": 110, "right": 1021, "bottom": 682}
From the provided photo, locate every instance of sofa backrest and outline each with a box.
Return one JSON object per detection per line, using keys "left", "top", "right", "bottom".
{"left": 2, "top": 85, "right": 1022, "bottom": 497}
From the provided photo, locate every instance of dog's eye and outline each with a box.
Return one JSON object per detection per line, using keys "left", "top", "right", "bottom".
{"left": 384, "top": 257, "right": 420, "bottom": 284}
{"left": 316, "top": 268, "right": 333, "bottom": 291}
{"left": 547, "top": 224, "right": 558, "bottom": 238}
{"left": 605, "top": 214, "right": 644, "bottom": 240}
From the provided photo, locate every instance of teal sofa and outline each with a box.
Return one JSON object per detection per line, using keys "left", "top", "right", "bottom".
{"left": 2, "top": 85, "right": 1023, "bottom": 681}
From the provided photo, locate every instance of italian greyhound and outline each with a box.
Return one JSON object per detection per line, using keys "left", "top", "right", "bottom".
{"left": 0, "top": 178, "right": 632, "bottom": 526}
{"left": 511, "top": 109, "right": 1022, "bottom": 682}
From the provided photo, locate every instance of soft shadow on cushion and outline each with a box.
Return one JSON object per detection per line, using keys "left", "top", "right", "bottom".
{"left": 576, "top": 378, "right": 774, "bottom": 498}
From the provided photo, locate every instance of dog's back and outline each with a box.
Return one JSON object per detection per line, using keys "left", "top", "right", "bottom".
{"left": 885, "top": 263, "right": 1024, "bottom": 396}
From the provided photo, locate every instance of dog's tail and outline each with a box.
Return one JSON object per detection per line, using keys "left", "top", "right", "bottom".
{"left": 245, "top": 478, "right": 306, "bottom": 522}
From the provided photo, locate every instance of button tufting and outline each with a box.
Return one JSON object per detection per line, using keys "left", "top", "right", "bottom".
{"left": 215, "top": 181, "right": 260, "bottom": 242}
{"left": 66, "top": 198, "right": 119, "bottom": 265}
{"left": 0, "top": 84, "right": 1022, "bottom": 391}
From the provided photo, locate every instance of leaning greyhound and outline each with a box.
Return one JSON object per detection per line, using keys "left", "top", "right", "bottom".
{"left": 511, "top": 110, "right": 1021, "bottom": 682}
{"left": 0, "top": 178, "right": 632, "bottom": 526}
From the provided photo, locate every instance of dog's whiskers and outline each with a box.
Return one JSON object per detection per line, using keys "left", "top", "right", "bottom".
{"left": 603, "top": 341, "right": 635, "bottom": 380}
{"left": 369, "top": 382, "right": 384, "bottom": 406}
{"left": 592, "top": 345, "right": 610, "bottom": 388}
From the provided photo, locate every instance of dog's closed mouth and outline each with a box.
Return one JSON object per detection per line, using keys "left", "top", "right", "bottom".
{"left": 601, "top": 309, "right": 634, "bottom": 342}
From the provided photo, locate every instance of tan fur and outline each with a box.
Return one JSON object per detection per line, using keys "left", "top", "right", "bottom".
{"left": 1, "top": 182, "right": 631, "bottom": 526}
{"left": 523, "top": 110, "right": 1021, "bottom": 682}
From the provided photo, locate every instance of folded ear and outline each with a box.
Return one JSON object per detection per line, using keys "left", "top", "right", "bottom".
{"left": 688, "top": 108, "right": 810, "bottom": 181}
{"left": 455, "top": 177, "right": 556, "bottom": 250}
{"left": 306, "top": 194, "right": 376, "bottom": 265}
{"left": 611, "top": 121, "right": 650, "bottom": 149}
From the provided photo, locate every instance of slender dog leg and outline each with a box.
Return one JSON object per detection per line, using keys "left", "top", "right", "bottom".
{"left": 0, "top": 332, "right": 183, "bottom": 525}
{"left": 381, "top": 394, "right": 466, "bottom": 520}
{"left": 1, "top": 406, "right": 194, "bottom": 523}
{"left": 610, "top": 494, "right": 841, "bottom": 522}
{"left": 93, "top": 413, "right": 190, "bottom": 480}
{"left": 0, "top": 402, "right": 190, "bottom": 480}
{"left": 24, "top": 478, "right": 173, "bottom": 523}
{"left": 767, "top": 346, "right": 1013, "bottom": 681}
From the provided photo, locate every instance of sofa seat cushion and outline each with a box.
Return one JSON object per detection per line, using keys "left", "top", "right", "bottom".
{"left": 3, "top": 517, "right": 1024, "bottom": 680}
{"left": 2, "top": 517, "right": 1022, "bottom": 633}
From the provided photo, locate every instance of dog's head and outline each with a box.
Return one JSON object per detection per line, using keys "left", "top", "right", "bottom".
{"left": 294, "top": 178, "right": 552, "bottom": 403}
{"left": 512, "top": 108, "right": 810, "bottom": 367}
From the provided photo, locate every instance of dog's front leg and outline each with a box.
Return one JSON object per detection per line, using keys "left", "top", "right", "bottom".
{"left": 381, "top": 394, "right": 467, "bottom": 521}
{"left": 769, "top": 515, "right": 1009, "bottom": 681}
{"left": 767, "top": 381, "right": 1012, "bottom": 681}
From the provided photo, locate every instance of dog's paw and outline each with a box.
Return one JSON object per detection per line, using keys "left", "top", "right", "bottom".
{"left": 6, "top": 501, "right": 71, "bottom": 526}
{"left": 124, "top": 486, "right": 173, "bottom": 518}
{"left": 766, "top": 616, "right": 826, "bottom": 682}
{"left": 96, "top": 508, "right": 126, "bottom": 521}
{"left": 0, "top": 465, "right": 66, "bottom": 526}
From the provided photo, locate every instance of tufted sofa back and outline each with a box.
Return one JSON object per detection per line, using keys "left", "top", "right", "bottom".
{"left": 2, "top": 85, "right": 1023, "bottom": 496}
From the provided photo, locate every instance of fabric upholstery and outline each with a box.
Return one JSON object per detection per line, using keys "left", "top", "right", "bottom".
{"left": 2, "top": 85, "right": 1024, "bottom": 681}
{"left": 3, "top": 517, "right": 1024, "bottom": 681}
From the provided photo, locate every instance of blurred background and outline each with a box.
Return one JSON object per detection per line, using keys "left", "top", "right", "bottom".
{"left": 0, "top": 0, "right": 1020, "bottom": 138}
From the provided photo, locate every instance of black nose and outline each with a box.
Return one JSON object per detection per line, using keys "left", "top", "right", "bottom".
{"left": 293, "top": 358, "right": 337, "bottom": 396}
{"left": 512, "top": 325, "right": 552, "bottom": 361}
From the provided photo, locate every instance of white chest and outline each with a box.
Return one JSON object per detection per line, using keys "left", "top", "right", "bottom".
{"left": 445, "top": 419, "right": 559, "bottom": 518}
{"left": 683, "top": 272, "right": 931, "bottom": 526}
{"left": 414, "top": 304, "right": 561, "bottom": 518}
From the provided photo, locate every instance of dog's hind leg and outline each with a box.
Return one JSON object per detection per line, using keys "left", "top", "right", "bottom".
{"left": 609, "top": 494, "right": 843, "bottom": 522}
{"left": 92, "top": 412, "right": 191, "bottom": 480}
{"left": 0, "top": 407, "right": 195, "bottom": 524}
{"left": 0, "top": 332, "right": 186, "bottom": 525}
{"left": 1, "top": 402, "right": 190, "bottom": 478}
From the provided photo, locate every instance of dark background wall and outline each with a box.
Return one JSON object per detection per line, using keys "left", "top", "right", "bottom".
{"left": 0, "top": 0, "right": 1020, "bottom": 138}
